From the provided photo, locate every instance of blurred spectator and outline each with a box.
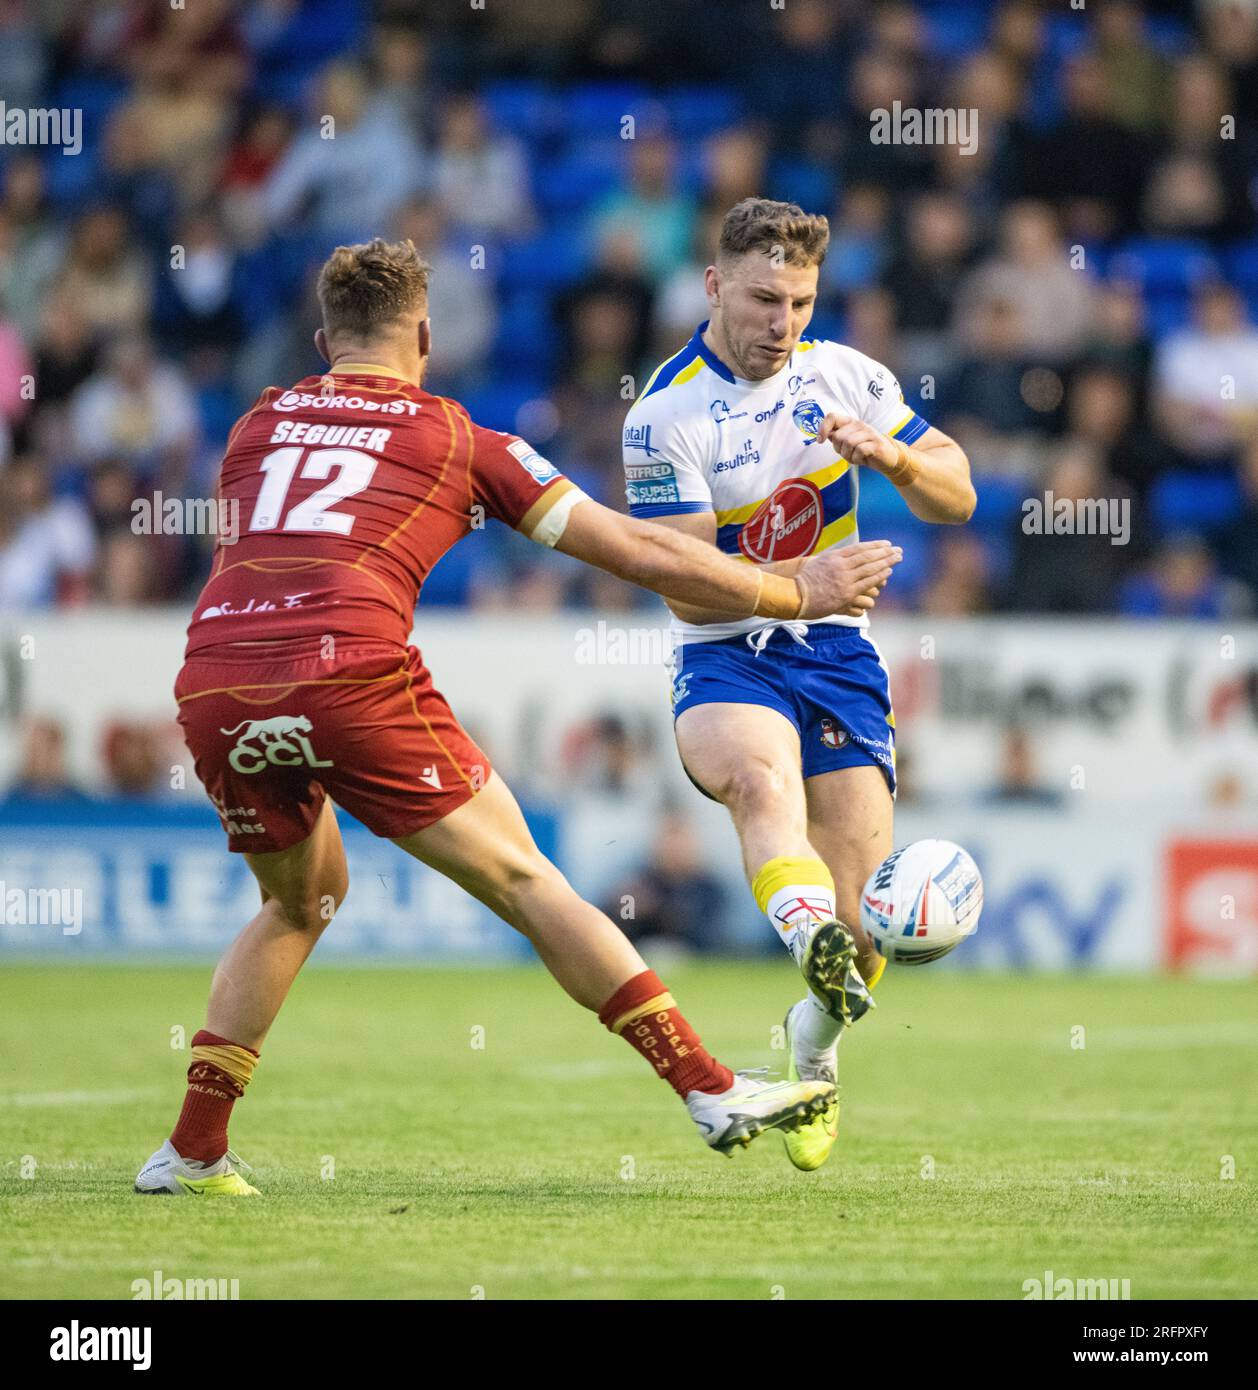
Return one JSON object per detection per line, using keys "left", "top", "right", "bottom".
{"left": 1081, "top": 280, "right": 1153, "bottom": 392}
{"left": 369, "top": 22, "right": 437, "bottom": 141}
{"left": 33, "top": 295, "right": 100, "bottom": 410}
{"left": 654, "top": 203, "right": 725, "bottom": 351}
{"left": 153, "top": 209, "right": 245, "bottom": 356}
{"left": 57, "top": 206, "right": 153, "bottom": 340}
{"left": 1215, "top": 435, "right": 1258, "bottom": 605}
{"left": 93, "top": 530, "right": 162, "bottom": 606}
{"left": 1003, "top": 442, "right": 1133, "bottom": 612}
{"left": 0, "top": 456, "right": 96, "bottom": 610}
{"left": 1153, "top": 283, "right": 1258, "bottom": 462}
{"left": 589, "top": 132, "right": 693, "bottom": 285}
{"left": 820, "top": 184, "right": 890, "bottom": 296}
{"left": 1065, "top": 364, "right": 1161, "bottom": 503}
{"left": 880, "top": 192, "right": 976, "bottom": 382}
{"left": 557, "top": 231, "right": 654, "bottom": 390}
{"left": 432, "top": 93, "right": 534, "bottom": 241}
{"left": 0, "top": 155, "right": 65, "bottom": 346}
{"left": 1095, "top": 0, "right": 1173, "bottom": 135}
{"left": 1118, "top": 532, "right": 1247, "bottom": 618}
{"left": 3, "top": 719, "right": 91, "bottom": 803}
{"left": 1203, "top": 0, "right": 1258, "bottom": 127}
{"left": 703, "top": 127, "right": 770, "bottom": 210}
{"left": 101, "top": 721, "right": 166, "bottom": 798}
{"left": 954, "top": 202, "right": 1096, "bottom": 362}
{"left": 603, "top": 811, "right": 727, "bottom": 954}
{"left": 946, "top": 295, "right": 1041, "bottom": 440}
{"left": 262, "top": 62, "right": 425, "bottom": 240}
{"left": 0, "top": 297, "right": 33, "bottom": 429}
{"left": 219, "top": 106, "right": 297, "bottom": 245}
{"left": 1021, "top": 51, "right": 1151, "bottom": 239}
{"left": 559, "top": 713, "right": 656, "bottom": 797}
{"left": 919, "top": 534, "right": 993, "bottom": 616}
{"left": 982, "top": 727, "right": 1065, "bottom": 808}
{"left": 395, "top": 198, "right": 495, "bottom": 389}
{"left": 69, "top": 335, "right": 199, "bottom": 477}
{"left": 1155, "top": 52, "right": 1256, "bottom": 241}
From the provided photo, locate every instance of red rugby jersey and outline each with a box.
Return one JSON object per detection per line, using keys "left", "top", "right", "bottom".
{"left": 186, "top": 367, "right": 574, "bottom": 654}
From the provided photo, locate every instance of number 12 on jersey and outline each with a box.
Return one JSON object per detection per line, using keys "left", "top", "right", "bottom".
{"left": 248, "top": 446, "right": 379, "bottom": 536}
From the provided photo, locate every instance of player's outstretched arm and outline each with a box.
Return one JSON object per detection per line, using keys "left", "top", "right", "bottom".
{"left": 552, "top": 496, "right": 901, "bottom": 621}
{"left": 815, "top": 415, "right": 976, "bottom": 525}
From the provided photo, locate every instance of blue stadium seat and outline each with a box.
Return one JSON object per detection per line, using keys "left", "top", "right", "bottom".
{"left": 480, "top": 80, "right": 559, "bottom": 141}
{"left": 661, "top": 86, "right": 745, "bottom": 140}
{"left": 500, "top": 231, "right": 591, "bottom": 289}
{"left": 43, "top": 147, "right": 102, "bottom": 209}
{"left": 533, "top": 152, "right": 623, "bottom": 216}
{"left": 1150, "top": 471, "right": 1244, "bottom": 534}
{"left": 969, "top": 475, "right": 1029, "bottom": 534}
{"left": 767, "top": 158, "right": 836, "bottom": 214}
{"left": 49, "top": 76, "right": 129, "bottom": 136}
{"left": 923, "top": 9, "right": 993, "bottom": 59}
{"left": 1108, "top": 238, "right": 1221, "bottom": 293}
{"left": 559, "top": 83, "right": 653, "bottom": 139}
{"left": 1142, "top": 292, "right": 1195, "bottom": 339}
{"left": 493, "top": 289, "right": 558, "bottom": 374}
{"left": 459, "top": 379, "right": 552, "bottom": 435}
{"left": 1224, "top": 239, "right": 1258, "bottom": 292}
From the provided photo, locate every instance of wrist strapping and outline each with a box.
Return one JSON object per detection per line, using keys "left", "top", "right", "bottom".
{"left": 884, "top": 439, "right": 921, "bottom": 488}
{"left": 751, "top": 571, "right": 804, "bottom": 619}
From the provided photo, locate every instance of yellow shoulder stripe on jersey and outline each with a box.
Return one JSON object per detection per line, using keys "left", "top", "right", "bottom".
{"left": 638, "top": 343, "right": 692, "bottom": 398}
{"left": 796, "top": 340, "right": 817, "bottom": 353}
{"left": 889, "top": 410, "right": 916, "bottom": 437}
{"left": 712, "top": 457, "right": 851, "bottom": 527}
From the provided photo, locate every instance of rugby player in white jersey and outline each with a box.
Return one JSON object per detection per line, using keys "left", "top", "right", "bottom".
{"left": 622, "top": 198, "right": 976, "bottom": 1170}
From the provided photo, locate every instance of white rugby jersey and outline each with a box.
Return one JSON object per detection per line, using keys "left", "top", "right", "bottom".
{"left": 622, "top": 321, "right": 932, "bottom": 644}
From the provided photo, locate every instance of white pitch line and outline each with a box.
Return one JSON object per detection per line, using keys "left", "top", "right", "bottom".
{"left": 0, "top": 1088, "right": 156, "bottom": 1108}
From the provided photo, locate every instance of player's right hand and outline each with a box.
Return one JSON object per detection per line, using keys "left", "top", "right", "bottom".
{"left": 795, "top": 540, "right": 902, "bottom": 620}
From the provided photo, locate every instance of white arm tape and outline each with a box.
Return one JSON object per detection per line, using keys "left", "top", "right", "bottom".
{"left": 531, "top": 486, "right": 590, "bottom": 548}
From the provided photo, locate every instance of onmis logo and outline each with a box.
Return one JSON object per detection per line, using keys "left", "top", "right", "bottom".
{"left": 737, "top": 478, "right": 824, "bottom": 563}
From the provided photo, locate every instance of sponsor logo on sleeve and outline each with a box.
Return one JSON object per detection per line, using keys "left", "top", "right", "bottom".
{"left": 623, "top": 423, "right": 660, "bottom": 456}
{"left": 506, "top": 437, "right": 560, "bottom": 484}
{"left": 626, "top": 458, "right": 680, "bottom": 507}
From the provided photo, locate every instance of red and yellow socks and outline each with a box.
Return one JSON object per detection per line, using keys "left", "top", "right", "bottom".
{"left": 598, "top": 970, "right": 734, "bottom": 1097}
{"left": 170, "top": 1030, "right": 259, "bottom": 1165}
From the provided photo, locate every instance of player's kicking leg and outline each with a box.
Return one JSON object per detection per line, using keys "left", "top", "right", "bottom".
{"left": 392, "top": 772, "right": 833, "bottom": 1156}
{"left": 674, "top": 703, "right": 877, "bottom": 1019}
{"left": 136, "top": 798, "right": 349, "bottom": 1194}
{"left": 781, "top": 763, "right": 893, "bottom": 1170}
{"left": 673, "top": 704, "right": 887, "bottom": 1170}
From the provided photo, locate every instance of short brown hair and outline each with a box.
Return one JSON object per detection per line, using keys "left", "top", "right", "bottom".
{"left": 717, "top": 197, "right": 830, "bottom": 269}
{"left": 316, "top": 237, "right": 433, "bottom": 339}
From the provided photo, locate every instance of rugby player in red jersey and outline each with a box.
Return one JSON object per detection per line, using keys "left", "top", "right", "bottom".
{"left": 134, "top": 239, "right": 902, "bottom": 1194}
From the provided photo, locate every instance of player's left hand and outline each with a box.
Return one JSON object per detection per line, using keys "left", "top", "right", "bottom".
{"left": 814, "top": 413, "right": 900, "bottom": 475}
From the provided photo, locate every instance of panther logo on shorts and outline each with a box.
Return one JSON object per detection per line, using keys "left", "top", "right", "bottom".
{"left": 820, "top": 717, "right": 848, "bottom": 749}
{"left": 219, "top": 714, "right": 334, "bottom": 775}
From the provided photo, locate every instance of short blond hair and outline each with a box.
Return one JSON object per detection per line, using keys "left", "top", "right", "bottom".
{"left": 316, "top": 237, "right": 432, "bottom": 339}
{"left": 717, "top": 197, "right": 830, "bottom": 269}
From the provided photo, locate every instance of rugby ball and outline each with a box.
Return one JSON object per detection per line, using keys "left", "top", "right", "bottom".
{"left": 859, "top": 839, "right": 983, "bottom": 965}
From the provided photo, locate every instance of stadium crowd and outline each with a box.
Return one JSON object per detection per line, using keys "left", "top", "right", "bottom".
{"left": 1, "top": 0, "right": 1258, "bottom": 622}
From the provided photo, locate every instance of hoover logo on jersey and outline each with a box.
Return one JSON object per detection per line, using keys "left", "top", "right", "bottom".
{"left": 737, "top": 478, "right": 824, "bottom": 563}
{"left": 792, "top": 399, "right": 826, "bottom": 443}
{"left": 506, "top": 438, "right": 559, "bottom": 485}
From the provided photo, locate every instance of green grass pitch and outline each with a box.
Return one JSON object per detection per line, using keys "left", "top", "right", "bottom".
{"left": 1, "top": 962, "right": 1254, "bottom": 1300}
